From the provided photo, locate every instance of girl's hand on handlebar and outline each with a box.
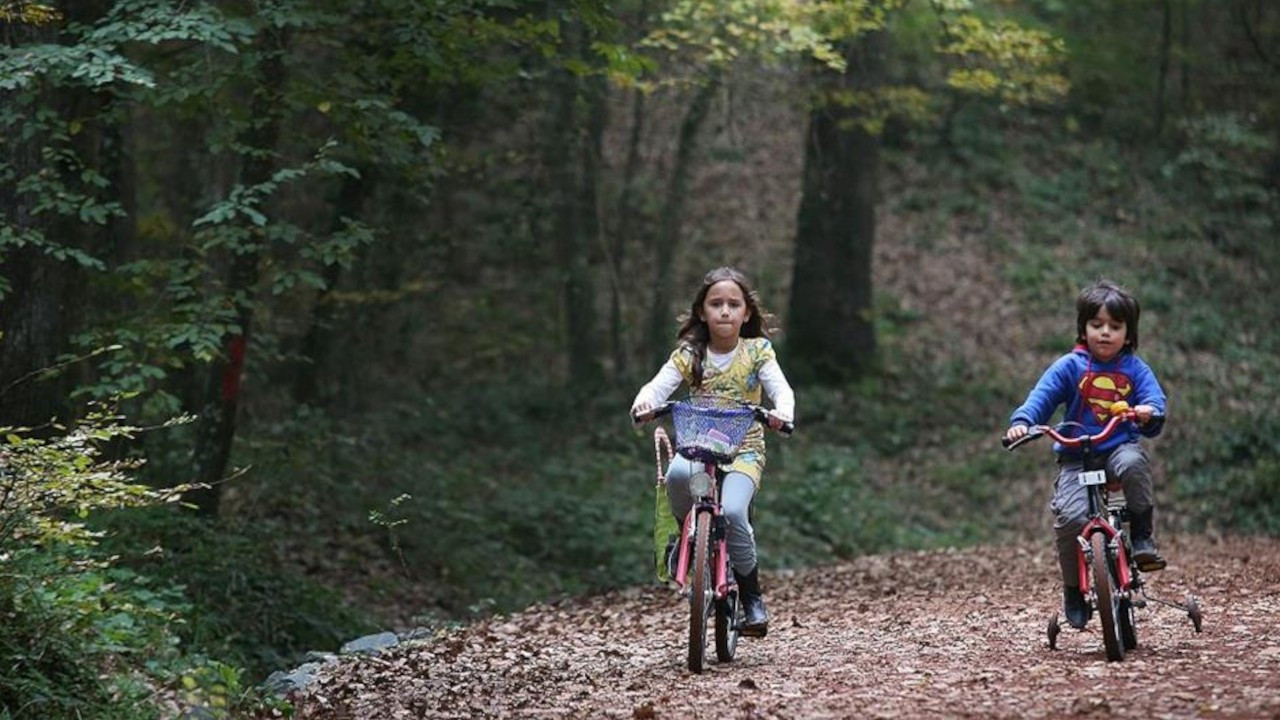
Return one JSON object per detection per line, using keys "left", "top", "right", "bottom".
{"left": 631, "top": 401, "right": 654, "bottom": 424}
{"left": 1005, "top": 424, "right": 1030, "bottom": 443}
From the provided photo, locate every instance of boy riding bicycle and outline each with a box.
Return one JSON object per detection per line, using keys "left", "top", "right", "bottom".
{"left": 1004, "top": 279, "right": 1168, "bottom": 629}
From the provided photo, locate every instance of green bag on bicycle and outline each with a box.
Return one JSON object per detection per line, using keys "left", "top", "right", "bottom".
{"left": 651, "top": 427, "right": 678, "bottom": 583}
{"left": 654, "top": 487, "right": 678, "bottom": 582}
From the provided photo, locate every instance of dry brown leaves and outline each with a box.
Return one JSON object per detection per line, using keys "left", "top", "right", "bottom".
{"left": 285, "top": 535, "right": 1280, "bottom": 719}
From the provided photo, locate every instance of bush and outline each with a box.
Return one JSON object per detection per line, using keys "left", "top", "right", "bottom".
{"left": 0, "top": 405, "right": 184, "bottom": 718}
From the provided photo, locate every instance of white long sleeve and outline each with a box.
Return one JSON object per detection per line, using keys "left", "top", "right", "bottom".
{"left": 759, "top": 358, "right": 795, "bottom": 422}
{"left": 631, "top": 354, "right": 795, "bottom": 422}
{"left": 631, "top": 360, "right": 684, "bottom": 412}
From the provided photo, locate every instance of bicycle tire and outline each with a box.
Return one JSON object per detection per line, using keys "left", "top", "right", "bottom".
{"left": 1091, "top": 532, "right": 1125, "bottom": 661}
{"left": 687, "top": 511, "right": 713, "bottom": 673}
{"left": 715, "top": 576, "right": 740, "bottom": 662}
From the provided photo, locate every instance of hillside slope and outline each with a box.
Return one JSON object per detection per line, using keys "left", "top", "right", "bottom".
{"left": 285, "top": 535, "right": 1280, "bottom": 718}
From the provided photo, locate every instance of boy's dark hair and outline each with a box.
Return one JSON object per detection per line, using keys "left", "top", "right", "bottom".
{"left": 1076, "top": 279, "right": 1140, "bottom": 351}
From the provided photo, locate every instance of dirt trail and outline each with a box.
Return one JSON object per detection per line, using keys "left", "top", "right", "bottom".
{"left": 288, "top": 535, "right": 1280, "bottom": 719}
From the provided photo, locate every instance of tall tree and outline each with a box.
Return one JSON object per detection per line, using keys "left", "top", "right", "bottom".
{"left": 636, "top": 0, "right": 847, "bottom": 366}
{"left": 188, "top": 22, "right": 290, "bottom": 516}
{"left": 788, "top": 2, "right": 1067, "bottom": 383}
{"left": 788, "top": 29, "right": 887, "bottom": 384}
{"left": 544, "top": 13, "right": 605, "bottom": 385}
{"left": 0, "top": 2, "right": 141, "bottom": 427}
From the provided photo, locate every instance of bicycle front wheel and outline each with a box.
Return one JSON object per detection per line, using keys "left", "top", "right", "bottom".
{"left": 1091, "top": 532, "right": 1125, "bottom": 661}
{"left": 687, "top": 511, "right": 713, "bottom": 673}
{"left": 715, "top": 574, "right": 740, "bottom": 662}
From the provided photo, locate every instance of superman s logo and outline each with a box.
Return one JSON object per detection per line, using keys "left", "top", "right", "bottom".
{"left": 1079, "top": 372, "right": 1133, "bottom": 423}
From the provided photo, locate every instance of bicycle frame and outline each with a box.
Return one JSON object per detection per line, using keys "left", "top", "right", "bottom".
{"left": 671, "top": 462, "right": 732, "bottom": 599}
{"left": 1073, "top": 446, "right": 1136, "bottom": 597}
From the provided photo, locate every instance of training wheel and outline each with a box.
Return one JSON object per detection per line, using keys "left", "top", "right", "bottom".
{"left": 1047, "top": 613, "right": 1061, "bottom": 650}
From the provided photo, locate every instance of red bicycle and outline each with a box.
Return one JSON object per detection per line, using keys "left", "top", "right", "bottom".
{"left": 635, "top": 397, "right": 792, "bottom": 672}
{"left": 1004, "top": 403, "right": 1201, "bottom": 661}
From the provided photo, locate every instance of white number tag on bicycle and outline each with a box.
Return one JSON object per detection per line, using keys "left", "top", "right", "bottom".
{"left": 1078, "top": 470, "right": 1107, "bottom": 487}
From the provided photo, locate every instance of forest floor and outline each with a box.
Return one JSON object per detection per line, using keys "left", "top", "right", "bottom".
{"left": 284, "top": 534, "right": 1280, "bottom": 719}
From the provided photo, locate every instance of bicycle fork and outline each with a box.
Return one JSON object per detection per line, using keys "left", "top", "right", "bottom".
{"left": 1076, "top": 523, "right": 1134, "bottom": 595}
{"left": 673, "top": 466, "right": 733, "bottom": 600}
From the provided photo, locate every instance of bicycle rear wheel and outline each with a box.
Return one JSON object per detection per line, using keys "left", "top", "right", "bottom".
{"left": 1091, "top": 532, "right": 1125, "bottom": 661}
{"left": 687, "top": 511, "right": 713, "bottom": 673}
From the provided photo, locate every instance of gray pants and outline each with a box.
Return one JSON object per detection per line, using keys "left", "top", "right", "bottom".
{"left": 1050, "top": 441, "right": 1154, "bottom": 588}
{"left": 665, "top": 456, "right": 759, "bottom": 574}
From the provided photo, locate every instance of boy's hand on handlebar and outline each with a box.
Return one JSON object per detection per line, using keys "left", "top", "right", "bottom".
{"left": 1005, "top": 424, "right": 1030, "bottom": 443}
{"left": 764, "top": 410, "right": 788, "bottom": 431}
{"left": 1132, "top": 404, "right": 1157, "bottom": 425}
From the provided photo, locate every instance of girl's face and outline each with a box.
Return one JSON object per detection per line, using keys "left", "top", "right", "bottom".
{"left": 699, "top": 279, "right": 751, "bottom": 351}
{"left": 1085, "top": 305, "right": 1128, "bottom": 362}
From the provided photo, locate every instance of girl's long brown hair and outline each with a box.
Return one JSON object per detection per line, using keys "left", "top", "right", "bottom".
{"left": 675, "top": 267, "right": 776, "bottom": 389}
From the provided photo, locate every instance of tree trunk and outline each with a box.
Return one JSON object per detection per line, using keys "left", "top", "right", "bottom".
{"left": 545, "top": 21, "right": 603, "bottom": 385}
{"left": 607, "top": 0, "right": 652, "bottom": 380}
{"left": 787, "top": 31, "right": 886, "bottom": 385}
{"left": 1179, "top": 0, "right": 1190, "bottom": 104}
{"left": 645, "top": 68, "right": 721, "bottom": 368}
{"left": 293, "top": 171, "right": 372, "bottom": 407}
{"left": 0, "top": 77, "right": 68, "bottom": 428}
{"left": 189, "top": 27, "right": 288, "bottom": 516}
{"left": 1154, "top": 0, "right": 1172, "bottom": 137}
{"left": 575, "top": 63, "right": 608, "bottom": 385}
{"left": 610, "top": 86, "right": 647, "bottom": 379}
{"left": 0, "top": 5, "right": 113, "bottom": 429}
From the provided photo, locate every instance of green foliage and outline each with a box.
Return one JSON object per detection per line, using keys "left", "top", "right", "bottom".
{"left": 0, "top": 403, "right": 191, "bottom": 549}
{"left": 1175, "top": 409, "right": 1280, "bottom": 535}
{"left": 229, "top": 389, "right": 652, "bottom": 618}
{"left": 0, "top": 406, "right": 196, "bottom": 719}
{"left": 935, "top": 14, "right": 1069, "bottom": 106}
{"left": 93, "top": 508, "right": 378, "bottom": 679}
{"left": 641, "top": 0, "right": 874, "bottom": 79}
{"left": 1164, "top": 113, "right": 1278, "bottom": 251}
{"left": 0, "top": 552, "right": 167, "bottom": 720}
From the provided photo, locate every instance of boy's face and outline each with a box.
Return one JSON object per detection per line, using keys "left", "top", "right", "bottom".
{"left": 1085, "top": 306, "right": 1127, "bottom": 362}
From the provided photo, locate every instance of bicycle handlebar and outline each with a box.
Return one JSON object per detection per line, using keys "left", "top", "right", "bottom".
{"left": 1002, "top": 409, "right": 1151, "bottom": 451}
{"left": 632, "top": 401, "right": 795, "bottom": 436}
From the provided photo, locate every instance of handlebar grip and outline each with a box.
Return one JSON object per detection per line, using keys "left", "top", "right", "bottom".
{"left": 631, "top": 402, "right": 674, "bottom": 425}
{"left": 752, "top": 406, "right": 795, "bottom": 436}
{"left": 1002, "top": 427, "right": 1043, "bottom": 451}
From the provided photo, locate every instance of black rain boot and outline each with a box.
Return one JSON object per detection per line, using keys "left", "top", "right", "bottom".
{"left": 1129, "top": 508, "right": 1167, "bottom": 572}
{"left": 1063, "top": 586, "right": 1091, "bottom": 630}
{"left": 734, "top": 566, "right": 769, "bottom": 638}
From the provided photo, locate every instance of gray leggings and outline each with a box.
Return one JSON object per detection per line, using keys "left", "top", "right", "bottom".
{"left": 1050, "top": 441, "right": 1154, "bottom": 588}
{"left": 664, "top": 456, "right": 759, "bottom": 574}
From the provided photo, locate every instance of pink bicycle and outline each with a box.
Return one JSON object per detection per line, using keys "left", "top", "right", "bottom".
{"left": 635, "top": 397, "right": 792, "bottom": 672}
{"left": 1003, "top": 404, "right": 1201, "bottom": 661}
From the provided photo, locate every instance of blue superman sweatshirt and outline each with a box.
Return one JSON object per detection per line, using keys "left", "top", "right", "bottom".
{"left": 1009, "top": 345, "right": 1167, "bottom": 457}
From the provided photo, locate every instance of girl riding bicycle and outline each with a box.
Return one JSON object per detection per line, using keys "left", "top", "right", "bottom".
{"left": 1004, "top": 279, "right": 1168, "bottom": 630}
{"left": 631, "top": 266, "right": 795, "bottom": 637}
